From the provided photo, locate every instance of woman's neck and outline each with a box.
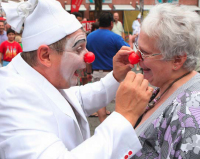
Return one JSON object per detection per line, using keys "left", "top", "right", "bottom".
{"left": 159, "top": 70, "right": 196, "bottom": 96}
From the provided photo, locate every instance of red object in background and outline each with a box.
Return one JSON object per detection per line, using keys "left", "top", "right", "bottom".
{"left": 81, "top": 21, "right": 95, "bottom": 32}
{"left": 0, "top": 17, "right": 6, "bottom": 21}
{"left": 71, "top": 0, "right": 83, "bottom": 13}
{"left": 128, "top": 51, "right": 140, "bottom": 64}
{"left": 84, "top": 52, "right": 95, "bottom": 63}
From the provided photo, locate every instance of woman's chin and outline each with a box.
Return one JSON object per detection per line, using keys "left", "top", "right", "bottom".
{"left": 143, "top": 72, "right": 156, "bottom": 86}
{"left": 143, "top": 70, "right": 151, "bottom": 80}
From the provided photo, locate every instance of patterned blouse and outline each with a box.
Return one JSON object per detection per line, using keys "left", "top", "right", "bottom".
{"left": 132, "top": 74, "right": 200, "bottom": 159}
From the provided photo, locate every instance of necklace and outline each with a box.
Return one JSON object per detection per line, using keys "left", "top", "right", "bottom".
{"left": 146, "top": 71, "right": 191, "bottom": 112}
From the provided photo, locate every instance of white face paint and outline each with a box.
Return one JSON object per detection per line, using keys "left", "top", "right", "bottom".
{"left": 58, "top": 29, "right": 87, "bottom": 88}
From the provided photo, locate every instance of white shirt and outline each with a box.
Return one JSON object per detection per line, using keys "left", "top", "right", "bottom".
{"left": 0, "top": 54, "right": 142, "bottom": 159}
{"left": 112, "top": 21, "right": 124, "bottom": 36}
{"left": 132, "top": 19, "right": 140, "bottom": 35}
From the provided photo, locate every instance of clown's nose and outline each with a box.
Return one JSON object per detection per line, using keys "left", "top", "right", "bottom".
{"left": 84, "top": 52, "right": 95, "bottom": 63}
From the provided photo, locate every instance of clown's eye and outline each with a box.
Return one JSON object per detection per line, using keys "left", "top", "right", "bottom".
{"left": 77, "top": 46, "right": 82, "bottom": 52}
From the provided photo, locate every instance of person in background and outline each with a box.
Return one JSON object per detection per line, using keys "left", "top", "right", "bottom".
{"left": 0, "top": 21, "right": 7, "bottom": 67}
{"left": 87, "top": 12, "right": 130, "bottom": 122}
{"left": 71, "top": 12, "right": 83, "bottom": 22}
{"left": 15, "top": 34, "right": 22, "bottom": 49}
{"left": 5, "top": 22, "right": 11, "bottom": 31}
{"left": 88, "top": 22, "right": 99, "bottom": 117}
{"left": 15, "top": 27, "right": 23, "bottom": 49}
{"left": 82, "top": 18, "right": 87, "bottom": 22}
{"left": 0, "top": 0, "right": 153, "bottom": 158}
{"left": 86, "top": 22, "right": 99, "bottom": 82}
{"left": 132, "top": 13, "right": 141, "bottom": 37}
{"left": 132, "top": 13, "right": 141, "bottom": 71}
{"left": 0, "top": 21, "right": 7, "bottom": 45}
{"left": 131, "top": 4, "right": 200, "bottom": 159}
{"left": 91, "top": 22, "right": 99, "bottom": 32}
{"left": 0, "top": 28, "right": 22, "bottom": 66}
{"left": 111, "top": 12, "right": 125, "bottom": 40}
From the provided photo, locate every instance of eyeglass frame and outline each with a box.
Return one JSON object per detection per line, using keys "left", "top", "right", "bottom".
{"left": 134, "top": 44, "right": 162, "bottom": 61}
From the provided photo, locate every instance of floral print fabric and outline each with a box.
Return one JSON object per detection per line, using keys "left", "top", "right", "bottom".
{"left": 132, "top": 79, "right": 200, "bottom": 159}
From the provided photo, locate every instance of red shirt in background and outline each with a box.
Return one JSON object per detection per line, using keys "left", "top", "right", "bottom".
{"left": 0, "top": 41, "right": 23, "bottom": 62}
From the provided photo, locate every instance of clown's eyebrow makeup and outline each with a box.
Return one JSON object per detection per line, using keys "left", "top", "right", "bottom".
{"left": 72, "top": 39, "right": 86, "bottom": 48}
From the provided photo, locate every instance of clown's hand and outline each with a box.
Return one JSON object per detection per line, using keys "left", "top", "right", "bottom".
{"left": 113, "top": 46, "right": 134, "bottom": 82}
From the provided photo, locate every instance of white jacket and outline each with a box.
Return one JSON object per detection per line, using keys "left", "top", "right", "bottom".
{"left": 0, "top": 54, "right": 141, "bottom": 159}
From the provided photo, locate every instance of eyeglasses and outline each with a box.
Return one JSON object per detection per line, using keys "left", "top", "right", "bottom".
{"left": 135, "top": 44, "right": 162, "bottom": 61}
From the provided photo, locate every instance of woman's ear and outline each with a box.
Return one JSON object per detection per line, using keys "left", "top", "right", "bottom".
{"left": 37, "top": 45, "right": 52, "bottom": 67}
{"left": 172, "top": 54, "right": 187, "bottom": 70}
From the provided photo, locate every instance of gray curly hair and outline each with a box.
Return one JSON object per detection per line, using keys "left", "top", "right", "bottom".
{"left": 141, "top": 3, "right": 200, "bottom": 71}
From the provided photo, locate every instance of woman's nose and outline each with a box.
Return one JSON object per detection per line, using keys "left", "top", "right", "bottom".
{"left": 135, "top": 50, "right": 142, "bottom": 61}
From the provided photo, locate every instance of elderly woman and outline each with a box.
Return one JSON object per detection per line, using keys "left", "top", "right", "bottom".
{"left": 132, "top": 3, "right": 200, "bottom": 159}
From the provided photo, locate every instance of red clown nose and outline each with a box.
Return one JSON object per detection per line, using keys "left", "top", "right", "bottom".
{"left": 128, "top": 51, "right": 140, "bottom": 64}
{"left": 84, "top": 52, "right": 95, "bottom": 63}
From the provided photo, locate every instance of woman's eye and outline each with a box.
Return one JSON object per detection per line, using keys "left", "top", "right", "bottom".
{"left": 141, "top": 51, "right": 149, "bottom": 55}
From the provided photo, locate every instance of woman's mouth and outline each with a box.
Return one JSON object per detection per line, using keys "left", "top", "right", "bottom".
{"left": 142, "top": 68, "right": 151, "bottom": 73}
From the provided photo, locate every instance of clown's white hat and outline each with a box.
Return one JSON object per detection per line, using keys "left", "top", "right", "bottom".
{"left": 2, "top": 0, "right": 82, "bottom": 52}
